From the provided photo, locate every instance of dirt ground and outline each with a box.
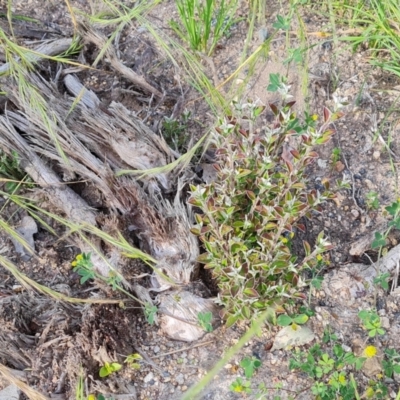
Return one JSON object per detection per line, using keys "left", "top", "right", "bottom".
{"left": 1, "top": 0, "right": 400, "bottom": 399}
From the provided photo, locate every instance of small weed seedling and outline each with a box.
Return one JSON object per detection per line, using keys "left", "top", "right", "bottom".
{"left": 276, "top": 313, "right": 309, "bottom": 330}
{"left": 383, "top": 348, "right": 400, "bottom": 378}
{"left": 358, "top": 310, "right": 385, "bottom": 337}
{"left": 71, "top": 253, "right": 96, "bottom": 284}
{"left": 372, "top": 198, "right": 400, "bottom": 249}
{"left": 99, "top": 361, "right": 122, "bottom": 378}
{"left": 0, "top": 149, "right": 33, "bottom": 192}
{"left": 124, "top": 353, "right": 142, "bottom": 370}
{"left": 373, "top": 272, "right": 390, "bottom": 291}
{"left": 366, "top": 191, "right": 380, "bottom": 210}
{"left": 71, "top": 252, "right": 121, "bottom": 289}
{"left": 240, "top": 356, "right": 262, "bottom": 378}
{"left": 230, "top": 377, "right": 252, "bottom": 394}
{"left": 144, "top": 302, "right": 158, "bottom": 325}
{"left": 198, "top": 311, "right": 213, "bottom": 332}
{"left": 162, "top": 111, "right": 191, "bottom": 151}
{"left": 330, "top": 147, "right": 342, "bottom": 165}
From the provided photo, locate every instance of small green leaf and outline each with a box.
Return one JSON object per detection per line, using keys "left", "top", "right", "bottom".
{"left": 243, "top": 288, "right": 259, "bottom": 297}
{"left": 358, "top": 310, "right": 369, "bottom": 321}
{"left": 110, "top": 363, "right": 122, "bottom": 372}
{"left": 311, "top": 276, "right": 323, "bottom": 289}
{"left": 198, "top": 311, "right": 213, "bottom": 332}
{"left": 277, "top": 314, "right": 293, "bottom": 326}
{"left": 371, "top": 232, "right": 386, "bottom": 249}
{"left": 226, "top": 314, "right": 239, "bottom": 327}
{"left": 393, "top": 364, "right": 400, "bottom": 373}
{"left": 293, "top": 314, "right": 309, "bottom": 325}
{"left": 273, "top": 15, "right": 290, "bottom": 31}
{"left": 386, "top": 201, "right": 400, "bottom": 216}
{"left": 389, "top": 218, "right": 400, "bottom": 230}
{"left": 267, "top": 73, "right": 281, "bottom": 92}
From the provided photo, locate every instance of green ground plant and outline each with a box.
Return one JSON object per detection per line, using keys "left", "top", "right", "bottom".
{"left": 189, "top": 74, "right": 339, "bottom": 326}
{"left": 0, "top": 150, "right": 32, "bottom": 192}
{"left": 240, "top": 356, "right": 262, "bottom": 378}
{"left": 335, "top": 0, "right": 400, "bottom": 78}
{"left": 358, "top": 310, "right": 385, "bottom": 337}
{"left": 289, "top": 342, "right": 366, "bottom": 400}
{"left": 124, "top": 353, "right": 143, "bottom": 370}
{"left": 366, "top": 191, "right": 380, "bottom": 210}
{"left": 198, "top": 311, "right": 214, "bottom": 332}
{"left": 330, "top": 147, "right": 341, "bottom": 165}
{"left": 276, "top": 312, "right": 309, "bottom": 329}
{"left": 371, "top": 198, "right": 400, "bottom": 250}
{"left": 230, "top": 377, "right": 252, "bottom": 394}
{"left": 170, "top": 0, "right": 240, "bottom": 55}
{"left": 161, "top": 111, "right": 191, "bottom": 151}
{"left": 99, "top": 361, "right": 122, "bottom": 378}
{"left": 70, "top": 252, "right": 158, "bottom": 324}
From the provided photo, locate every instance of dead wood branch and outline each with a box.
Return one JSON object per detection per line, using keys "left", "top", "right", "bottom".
{"left": 0, "top": 38, "right": 73, "bottom": 75}
{"left": 78, "top": 22, "right": 163, "bottom": 98}
{"left": 0, "top": 71, "right": 220, "bottom": 342}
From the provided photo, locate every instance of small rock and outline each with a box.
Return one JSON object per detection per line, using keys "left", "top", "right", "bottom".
{"left": 342, "top": 344, "right": 351, "bottom": 352}
{"left": 153, "top": 346, "right": 160, "bottom": 354}
{"left": 144, "top": 372, "right": 154, "bottom": 383}
{"left": 381, "top": 316, "right": 390, "bottom": 329}
{"left": 362, "top": 357, "right": 382, "bottom": 377}
{"left": 10, "top": 216, "right": 38, "bottom": 261}
{"left": 0, "top": 384, "right": 21, "bottom": 400}
{"left": 350, "top": 209, "right": 359, "bottom": 219}
{"left": 181, "top": 385, "right": 188, "bottom": 392}
{"left": 317, "top": 159, "right": 328, "bottom": 169}
{"left": 258, "top": 27, "right": 269, "bottom": 42}
{"left": 176, "top": 373, "right": 185, "bottom": 385}
{"left": 335, "top": 161, "right": 345, "bottom": 172}
{"left": 373, "top": 151, "right": 381, "bottom": 160}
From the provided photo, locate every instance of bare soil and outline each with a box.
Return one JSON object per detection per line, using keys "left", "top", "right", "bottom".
{"left": 1, "top": 1, "right": 400, "bottom": 399}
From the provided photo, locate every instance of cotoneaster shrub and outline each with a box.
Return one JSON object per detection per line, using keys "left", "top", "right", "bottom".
{"left": 189, "top": 76, "right": 342, "bottom": 326}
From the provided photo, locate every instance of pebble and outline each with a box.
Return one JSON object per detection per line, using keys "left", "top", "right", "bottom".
{"left": 144, "top": 372, "right": 154, "bottom": 383}
{"left": 342, "top": 344, "right": 351, "bottom": 352}
{"left": 350, "top": 209, "right": 359, "bottom": 219}
{"left": 176, "top": 373, "right": 185, "bottom": 385}
{"left": 373, "top": 151, "right": 380, "bottom": 160}
{"left": 381, "top": 316, "right": 390, "bottom": 329}
{"left": 181, "top": 385, "right": 188, "bottom": 392}
{"left": 153, "top": 346, "right": 160, "bottom": 354}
